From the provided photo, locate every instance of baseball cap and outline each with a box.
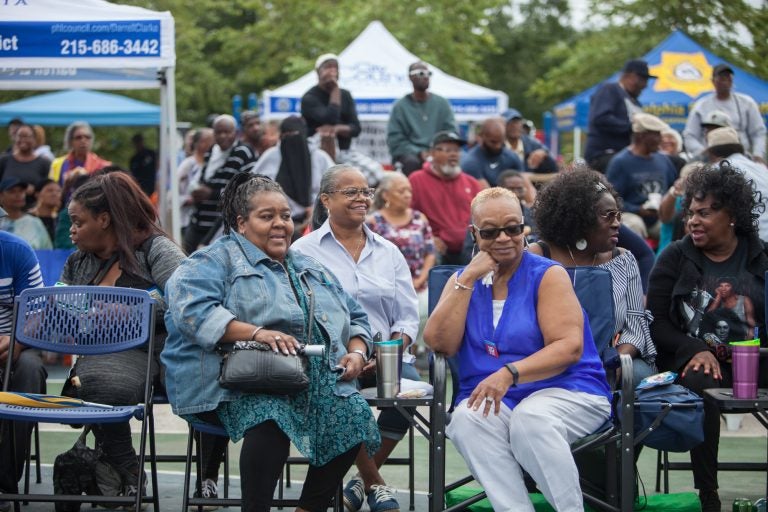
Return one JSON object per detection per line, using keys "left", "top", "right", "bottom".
{"left": 315, "top": 53, "right": 339, "bottom": 70}
{"left": 631, "top": 113, "right": 668, "bottom": 133}
{"left": 712, "top": 63, "right": 734, "bottom": 77}
{"left": 503, "top": 108, "right": 523, "bottom": 123}
{"left": 623, "top": 59, "right": 657, "bottom": 79}
{"left": 431, "top": 130, "right": 466, "bottom": 148}
{"left": 701, "top": 110, "right": 731, "bottom": 128}
{"left": 0, "top": 177, "right": 29, "bottom": 192}
{"left": 707, "top": 127, "right": 740, "bottom": 149}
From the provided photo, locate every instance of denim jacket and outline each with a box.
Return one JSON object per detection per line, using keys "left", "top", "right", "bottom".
{"left": 161, "top": 233, "right": 372, "bottom": 416}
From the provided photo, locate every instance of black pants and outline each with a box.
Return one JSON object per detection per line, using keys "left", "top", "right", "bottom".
{"left": 197, "top": 413, "right": 358, "bottom": 512}
{"left": 393, "top": 154, "right": 423, "bottom": 176}
{"left": 678, "top": 357, "right": 768, "bottom": 491}
{"left": 0, "top": 350, "right": 47, "bottom": 492}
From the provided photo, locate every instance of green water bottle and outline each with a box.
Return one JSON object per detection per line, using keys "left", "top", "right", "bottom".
{"left": 732, "top": 497, "right": 753, "bottom": 511}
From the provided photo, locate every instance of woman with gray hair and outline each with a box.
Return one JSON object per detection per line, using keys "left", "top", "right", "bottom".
{"left": 294, "top": 164, "right": 420, "bottom": 512}
{"left": 50, "top": 120, "right": 111, "bottom": 189}
{"left": 163, "top": 172, "right": 379, "bottom": 511}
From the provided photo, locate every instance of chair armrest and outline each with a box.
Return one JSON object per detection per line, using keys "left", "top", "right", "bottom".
{"left": 432, "top": 351, "right": 448, "bottom": 413}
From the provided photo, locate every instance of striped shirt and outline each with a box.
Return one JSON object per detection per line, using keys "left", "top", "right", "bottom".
{"left": 599, "top": 250, "right": 657, "bottom": 367}
{"left": 0, "top": 231, "right": 44, "bottom": 334}
{"left": 190, "top": 143, "right": 258, "bottom": 230}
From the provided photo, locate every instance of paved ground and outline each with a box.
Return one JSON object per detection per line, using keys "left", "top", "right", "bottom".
{"left": 4, "top": 366, "right": 768, "bottom": 511}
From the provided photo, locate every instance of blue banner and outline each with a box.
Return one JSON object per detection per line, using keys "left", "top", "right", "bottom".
{"left": 0, "top": 20, "right": 162, "bottom": 59}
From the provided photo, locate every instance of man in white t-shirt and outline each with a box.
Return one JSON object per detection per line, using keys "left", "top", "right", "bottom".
{"left": 684, "top": 64, "right": 766, "bottom": 162}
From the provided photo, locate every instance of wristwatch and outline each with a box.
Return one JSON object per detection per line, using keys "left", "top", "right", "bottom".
{"left": 504, "top": 363, "right": 519, "bottom": 387}
{"left": 351, "top": 349, "right": 368, "bottom": 363}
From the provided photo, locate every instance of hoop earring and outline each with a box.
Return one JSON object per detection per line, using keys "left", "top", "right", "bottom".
{"left": 575, "top": 238, "right": 588, "bottom": 251}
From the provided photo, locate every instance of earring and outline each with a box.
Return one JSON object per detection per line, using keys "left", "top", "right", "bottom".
{"left": 384, "top": 200, "right": 390, "bottom": 209}
{"left": 730, "top": 222, "right": 735, "bottom": 227}
{"left": 575, "top": 238, "right": 588, "bottom": 251}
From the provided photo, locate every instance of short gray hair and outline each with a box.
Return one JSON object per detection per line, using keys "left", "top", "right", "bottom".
{"left": 63, "top": 121, "right": 94, "bottom": 151}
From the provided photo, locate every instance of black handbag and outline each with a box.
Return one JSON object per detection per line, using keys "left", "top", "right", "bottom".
{"left": 217, "top": 277, "right": 315, "bottom": 395}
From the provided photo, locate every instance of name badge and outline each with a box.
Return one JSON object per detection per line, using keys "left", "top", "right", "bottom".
{"left": 484, "top": 340, "right": 499, "bottom": 358}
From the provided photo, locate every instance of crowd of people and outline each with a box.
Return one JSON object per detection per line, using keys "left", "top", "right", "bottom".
{"left": 1, "top": 53, "right": 767, "bottom": 512}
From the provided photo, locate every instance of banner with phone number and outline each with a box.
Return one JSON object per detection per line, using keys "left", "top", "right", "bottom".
{"left": 0, "top": 20, "right": 162, "bottom": 58}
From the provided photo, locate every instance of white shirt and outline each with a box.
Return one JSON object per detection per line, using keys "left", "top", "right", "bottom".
{"left": 250, "top": 144, "right": 335, "bottom": 218}
{"left": 292, "top": 220, "right": 420, "bottom": 343}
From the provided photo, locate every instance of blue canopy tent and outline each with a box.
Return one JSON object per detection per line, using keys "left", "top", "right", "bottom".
{"left": 0, "top": 89, "right": 160, "bottom": 126}
{"left": 552, "top": 30, "right": 768, "bottom": 159}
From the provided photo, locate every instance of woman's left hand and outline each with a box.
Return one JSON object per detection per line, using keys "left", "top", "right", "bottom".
{"left": 467, "top": 369, "right": 514, "bottom": 417}
{"left": 338, "top": 352, "right": 366, "bottom": 381}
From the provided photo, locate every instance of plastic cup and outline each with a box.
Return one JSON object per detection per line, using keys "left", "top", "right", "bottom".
{"left": 730, "top": 340, "right": 760, "bottom": 399}
{"left": 375, "top": 338, "right": 403, "bottom": 398}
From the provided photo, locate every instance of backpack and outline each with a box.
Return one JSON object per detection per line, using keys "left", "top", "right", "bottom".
{"left": 53, "top": 427, "right": 123, "bottom": 511}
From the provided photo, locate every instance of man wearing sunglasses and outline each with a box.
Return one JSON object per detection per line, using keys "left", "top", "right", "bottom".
{"left": 387, "top": 61, "right": 456, "bottom": 175}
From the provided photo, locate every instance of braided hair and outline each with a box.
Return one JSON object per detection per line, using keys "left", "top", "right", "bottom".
{"left": 220, "top": 173, "right": 285, "bottom": 234}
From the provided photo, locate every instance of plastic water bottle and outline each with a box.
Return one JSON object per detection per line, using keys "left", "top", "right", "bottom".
{"left": 754, "top": 497, "right": 766, "bottom": 512}
{"left": 732, "top": 498, "right": 753, "bottom": 511}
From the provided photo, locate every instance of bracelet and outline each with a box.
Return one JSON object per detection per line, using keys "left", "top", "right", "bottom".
{"left": 504, "top": 363, "right": 519, "bottom": 387}
{"left": 250, "top": 326, "right": 264, "bottom": 341}
{"left": 351, "top": 349, "right": 368, "bottom": 363}
{"left": 453, "top": 275, "right": 474, "bottom": 291}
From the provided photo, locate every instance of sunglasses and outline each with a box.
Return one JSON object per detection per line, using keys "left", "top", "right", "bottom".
{"left": 598, "top": 210, "right": 622, "bottom": 223}
{"left": 409, "top": 70, "right": 432, "bottom": 78}
{"left": 472, "top": 224, "right": 525, "bottom": 240}
{"left": 329, "top": 187, "right": 376, "bottom": 199}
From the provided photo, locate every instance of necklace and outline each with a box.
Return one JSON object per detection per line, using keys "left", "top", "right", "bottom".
{"left": 567, "top": 245, "right": 598, "bottom": 267}
{"left": 352, "top": 231, "right": 365, "bottom": 262}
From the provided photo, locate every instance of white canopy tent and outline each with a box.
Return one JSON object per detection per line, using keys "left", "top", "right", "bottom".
{"left": 0, "top": 0, "right": 181, "bottom": 241}
{"left": 263, "top": 21, "right": 508, "bottom": 122}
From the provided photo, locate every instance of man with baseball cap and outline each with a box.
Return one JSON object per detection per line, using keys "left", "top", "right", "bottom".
{"left": 606, "top": 113, "right": 677, "bottom": 239}
{"left": 683, "top": 63, "right": 766, "bottom": 162}
{"left": 301, "top": 54, "right": 384, "bottom": 185}
{"left": 0, "top": 177, "right": 51, "bottom": 249}
{"left": 706, "top": 126, "right": 768, "bottom": 240}
{"left": 409, "top": 130, "right": 482, "bottom": 265}
{"left": 502, "top": 109, "right": 557, "bottom": 173}
{"left": 585, "top": 59, "right": 657, "bottom": 172}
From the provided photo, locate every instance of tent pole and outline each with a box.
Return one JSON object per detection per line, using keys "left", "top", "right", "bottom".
{"left": 165, "top": 67, "right": 181, "bottom": 243}
{"left": 573, "top": 127, "right": 582, "bottom": 161}
{"left": 159, "top": 72, "right": 169, "bottom": 232}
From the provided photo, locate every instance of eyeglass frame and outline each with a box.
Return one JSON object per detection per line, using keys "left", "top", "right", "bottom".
{"left": 471, "top": 223, "right": 526, "bottom": 240}
{"left": 597, "top": 209, "right": 622, "bottom": 223}
{"left": 327, "top": 187, "right": 376, "bottom": 199}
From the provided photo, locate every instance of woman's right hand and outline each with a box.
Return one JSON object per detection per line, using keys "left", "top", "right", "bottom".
{"left": 253, "top": 329, "right": 302, "bottom": 356}
{"left": 682, "top": 350, "right": 721, "bottom": 380}
{"left": 462, "top": 250, "right": 499, "bottom": 282}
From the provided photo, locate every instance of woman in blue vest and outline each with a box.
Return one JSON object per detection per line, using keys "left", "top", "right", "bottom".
{"left": 424, "top": 187, "right": 611, "bottom": 512}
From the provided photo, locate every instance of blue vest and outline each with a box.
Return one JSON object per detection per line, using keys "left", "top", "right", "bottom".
{"left": 457, "top": 252, "right": 611, "bottom": 410}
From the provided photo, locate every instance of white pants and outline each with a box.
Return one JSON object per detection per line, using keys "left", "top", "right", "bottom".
{"left": 446, "top": 387, "right": 611, "bottom": 512}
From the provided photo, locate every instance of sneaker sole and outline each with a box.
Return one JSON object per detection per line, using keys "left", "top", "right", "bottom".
{"left": 343, "top": 496, "right": 361, "bottom": 512}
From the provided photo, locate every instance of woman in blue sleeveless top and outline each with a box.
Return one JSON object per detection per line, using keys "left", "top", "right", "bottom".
{"left": 425, "top": 187, "right": 611, "bottom": 512}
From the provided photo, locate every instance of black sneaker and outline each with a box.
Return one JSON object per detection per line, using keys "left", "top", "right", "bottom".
{"left": 699, "top": 490, "right": 721, "bottom": 512}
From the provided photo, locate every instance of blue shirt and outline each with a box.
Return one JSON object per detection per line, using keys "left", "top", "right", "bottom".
{"left": 606, "top": 148, "right": 677, "bottom": 220}
{"left": 292, "top": 220, "right": 419, "bottom": 343}
{"left": 162, "top": 233, "right": 372, "bottom": 416}
{"left": 0, "top": 231, "right": 43, "bottom": 334}
{"left": 457, "top": 252, "right": 611, "bottom": 410}
{"left": 460, "top": 145, "right": 522, "bottom": 186}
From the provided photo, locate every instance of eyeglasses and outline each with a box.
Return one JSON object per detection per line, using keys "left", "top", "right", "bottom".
{"left": 409, "top": 70, "right": 432, "bottom": 78}
{"left": 472, "top": 224, "right": 525, "bottom": 240}
{"left": 73, "top": 134, "right": 93, "bottom": 140}
{"left": 329, "top": 187, "right": 376, "bottom": 199}
{"left": 598, "top": 210, "right": 622, "bottom": 223}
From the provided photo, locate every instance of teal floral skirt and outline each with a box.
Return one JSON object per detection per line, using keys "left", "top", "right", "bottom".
{"left": 214, "top": 353, "right": 381, "bottom": 466}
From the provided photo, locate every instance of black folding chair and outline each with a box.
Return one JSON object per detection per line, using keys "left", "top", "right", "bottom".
{"left": 427, "top": 264, "right": 637, "bottom": 512}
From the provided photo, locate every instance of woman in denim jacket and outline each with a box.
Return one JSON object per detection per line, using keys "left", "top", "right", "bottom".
{"left": 162, "top": 174, "right": 380, "bottom": 512}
